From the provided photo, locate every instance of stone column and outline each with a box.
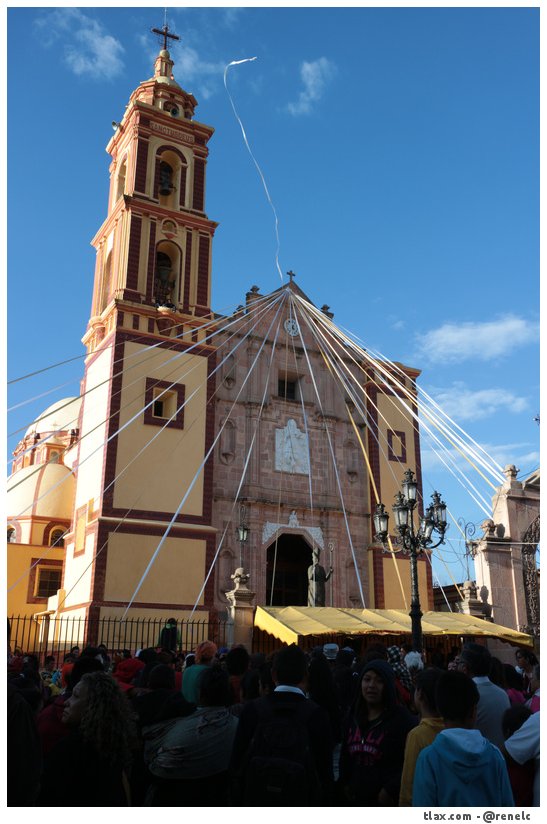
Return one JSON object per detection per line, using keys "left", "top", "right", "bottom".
{"left": 225, "top": 567, "right": 256, "bottom": 651}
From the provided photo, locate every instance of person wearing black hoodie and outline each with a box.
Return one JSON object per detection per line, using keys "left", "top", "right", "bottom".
{"left": 338, "top": 659, "right": 417, "bottom": 805}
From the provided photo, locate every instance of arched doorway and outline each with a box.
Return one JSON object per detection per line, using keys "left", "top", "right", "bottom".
{"left": 266, "top": 534, "right": 311, "bottom": 606}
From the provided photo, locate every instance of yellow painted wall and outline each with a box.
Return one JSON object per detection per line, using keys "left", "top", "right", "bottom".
{"left": 113, "top": 341, "right": 208, "bottom": 515}
{"left": 61, "top": 532, "right": 97, "bottom": 609}
{"left": 382, "top": 554, "right": 431, "bottom": 611}
{"left": 376, "top": 392, "right": 418, "bottom": 513}
{"left": 103, "top": 531, "right": 206, "bottom": 606}
{"left": 7, "top": 543, "right": 65, "bottom": 618}
{"left": 75, "top": 347, "right": 113, "bottom": 509}
{"left": 63, "top": 345, "right": 109, "bottom": 609}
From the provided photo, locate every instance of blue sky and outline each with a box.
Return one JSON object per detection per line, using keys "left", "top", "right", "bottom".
{"left": 7, "top": 5, "right": 539, "bottom": 587}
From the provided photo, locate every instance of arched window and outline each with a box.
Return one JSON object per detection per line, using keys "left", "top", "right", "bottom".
{"left": 7, "top": 526, "right": 16, "bottom": 543}
{"left": 99, "top": 250, "right": 113, "bottom": 313}
{"left": 50, "top": 529, "right": 66, "bottom": 548}
{"left": 49, "top": 451, "right": 60, "bottom": 464}
{"left": 155, "top": 250, "right": 175, "bottom": 307}
{"left": 116, "top": 158, "right": 127, "bottom": 201}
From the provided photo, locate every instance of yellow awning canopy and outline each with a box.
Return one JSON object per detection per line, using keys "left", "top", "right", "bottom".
{"left": 254, "top": 606, "right": 534, "bottom": 648}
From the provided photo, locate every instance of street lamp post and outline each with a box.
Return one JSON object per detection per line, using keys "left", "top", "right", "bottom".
{"left": 373, "top": 469, "right": 448, "bottom": 652}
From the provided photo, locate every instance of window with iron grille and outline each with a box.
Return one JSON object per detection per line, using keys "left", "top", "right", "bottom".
{"left": 278, "top": 378, "right": 297, "bottom": 400}
{"left": 36, "top": 568, "right": 62, "bottom": 599}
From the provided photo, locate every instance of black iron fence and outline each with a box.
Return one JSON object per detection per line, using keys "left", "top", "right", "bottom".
{"left": 8, "top": 614, "right": 232, "bottom": 664}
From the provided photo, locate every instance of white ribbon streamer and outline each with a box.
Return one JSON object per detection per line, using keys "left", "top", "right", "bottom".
{"left": 224, "top": 58, "right": 284, "bottom": 282}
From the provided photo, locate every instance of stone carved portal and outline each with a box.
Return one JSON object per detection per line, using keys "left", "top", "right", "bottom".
{"left": 275, "top": 419, "right": 310, "bottom": 475}
{"left": 262, "top": 514, "right": 324, "bottom": 550}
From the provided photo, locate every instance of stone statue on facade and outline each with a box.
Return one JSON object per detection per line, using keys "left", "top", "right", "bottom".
{"left": 307, "top": 548, "right": 333, "bottom": 607}
{"left": 275, "top": 419, "right": 310, "bottom": 474}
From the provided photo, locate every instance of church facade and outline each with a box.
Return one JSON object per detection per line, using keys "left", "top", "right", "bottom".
{"left": 7, "top": 42, "right": 432, "bottom": 632}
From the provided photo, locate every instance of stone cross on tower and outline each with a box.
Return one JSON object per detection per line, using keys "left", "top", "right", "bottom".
{"left": 287, "top": 270, "right": 296, "bottom": 284}
{"left": 151, "top": 23, "right": 180, "bottom": 51}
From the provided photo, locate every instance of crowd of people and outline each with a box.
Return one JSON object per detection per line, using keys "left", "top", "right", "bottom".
{"left": 7, "top": 630, "right": 540, "bottom": 807}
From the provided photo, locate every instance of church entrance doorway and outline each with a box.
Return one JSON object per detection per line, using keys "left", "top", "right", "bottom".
{"left": 265, "top": 534, "right": 311, "bottom": 607}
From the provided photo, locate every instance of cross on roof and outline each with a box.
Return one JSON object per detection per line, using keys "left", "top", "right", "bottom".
{"left": 287, "top": 270, "right": 296, "bottom": 283}
{"left": 151, "top": 24, "right": 180, "bottom": 51}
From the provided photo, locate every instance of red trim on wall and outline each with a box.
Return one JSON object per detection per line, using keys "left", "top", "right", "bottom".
{"left": 59, "top": 599, "right": 211, "bottom": 613}
{"left": 126, "top": 215, "right": 142, "bottom": 292}
{"left": 73, "top": 505, "right": 89, "bottom": 558}
{"left": 155, "top": 144, "right": 188, "bottom": 164}
{"left": 145, "top": 221, "right": 157, "bottom": 303}
{"left": 179, "top": 165, "right": 187, "bottom": 208}
{"left": 387, "top": 429, "right": 407, "bottom": 463}
{"left": 201, "top": 353, "right": 217, "bottom": 524}
{"left": 42, "top": 521, "right": 71, "bottom": 547}
{"left": 134, "top": 138, "right": 149, "bottom": 194}
{"left": 193, "top": 158, "right": 205, "bottom": 211}
{"left": 183, "top": 230, "right": 192, "bottom": 311}
{"left": 196, "top": 234, "right": 210, "bottom": 312}
{"left": 366, "top": 383, "right": 382, "bottom": 513}
{"left": 143, "top": 377, "right": 186, "bottom": 430}
{"left": 371, "top": 546, "right": 385, "bottom": 608}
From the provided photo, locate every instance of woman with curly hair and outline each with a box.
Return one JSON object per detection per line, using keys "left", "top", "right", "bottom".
{"left": 38, "top": 671, "right": 137, "bottom": 806}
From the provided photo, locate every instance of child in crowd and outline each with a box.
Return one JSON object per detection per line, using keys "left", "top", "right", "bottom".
{"left": 412, "top": 671, "right": 514, "bottom": 807}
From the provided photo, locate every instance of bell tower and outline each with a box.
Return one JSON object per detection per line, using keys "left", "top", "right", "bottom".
{"left": 87, "top": 31, "right": 217, "bottom": 336}
{"left": 60, "top": 30, "right": 219, "bottom": 627}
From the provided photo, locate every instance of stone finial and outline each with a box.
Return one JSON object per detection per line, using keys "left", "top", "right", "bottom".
{"left": 480, "top": 518, "right": 496, "bottom": 537}
{"left": 462, "top": 579, "right": 478, "bottom": 599}
{"left": 230, "top": 567, "right": 250, "bottom": 590}
{"left": 504, "top": 464, "right": 519, "bottom": 479}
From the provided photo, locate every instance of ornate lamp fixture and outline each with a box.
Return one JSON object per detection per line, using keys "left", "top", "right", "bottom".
{"left": 373, "top": 469, "right": 448, "bottom": 652}
{"left": 236, "top": 501, "right": 249, "bottom": 566}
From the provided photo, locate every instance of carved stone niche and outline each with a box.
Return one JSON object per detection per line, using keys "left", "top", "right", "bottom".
{"left": 345, "top": 439, "right": 359, "bottom": 483}
{"left": 222, "top": 353, "right": 236, "bottom": 388}
{"left": 219, "top": 419, "right": 236, "bottom": 464}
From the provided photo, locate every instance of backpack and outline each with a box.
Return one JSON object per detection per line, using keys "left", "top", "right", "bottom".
{"left": 242, "top": 698, "right": 322, "bottom": 806}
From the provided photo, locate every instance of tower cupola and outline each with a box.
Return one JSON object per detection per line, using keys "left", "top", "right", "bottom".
{"left": 153, "top": 48, "right": 182, "bottom": 89}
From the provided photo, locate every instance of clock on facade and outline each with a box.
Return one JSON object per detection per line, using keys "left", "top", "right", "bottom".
{"left": 284, "top": 318, "right": 299, "bottom": 337}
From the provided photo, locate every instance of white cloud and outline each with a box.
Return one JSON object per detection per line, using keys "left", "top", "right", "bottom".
{"left": 428, "top": 382, "right": 529, "bottom": 422}
{"left": 34, "top": 9, "right": 124, "bottom": 79}
{"left": 421, "top": 439, "right": 539, "bottom": 476}
{"left": 415, "top": 315, "right": 539, "bottom": 364}
{"left": 286, "top": 58, "right": 336, "bottom": 116}
{"left": 170, "top": 44, "right": 225, "bottom": 100}
{"left": 221, "top": 8, "right": 244, "bottom": 29}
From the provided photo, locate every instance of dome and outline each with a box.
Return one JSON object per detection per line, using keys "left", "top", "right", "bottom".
{"left": 7, "top": 462, "right": 75, "bottom": 521}
{"left": 25, "top": 397, "right": 81, "bottom": 439}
